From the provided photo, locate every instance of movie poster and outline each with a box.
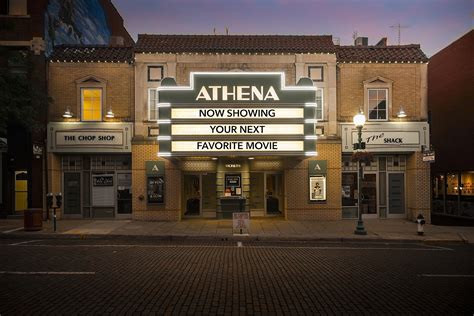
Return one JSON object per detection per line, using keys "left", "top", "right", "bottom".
{"left": 309, "top": 175, "right": 326, "bottom": 201}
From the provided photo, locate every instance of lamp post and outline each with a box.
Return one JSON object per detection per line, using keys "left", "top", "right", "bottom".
{"left": 353, "top": 110, "right": 367, "bottom": 235}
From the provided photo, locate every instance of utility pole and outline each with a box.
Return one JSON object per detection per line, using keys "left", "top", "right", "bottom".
{"left": 390, "top": 23, "right": 409, "bottom": 45}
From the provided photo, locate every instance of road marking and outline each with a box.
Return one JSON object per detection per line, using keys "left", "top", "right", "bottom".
{"left": 9, "top": 240, "right": 42, "bottom": 246}
{"left": 9, "top": 244, "right": 452, "bottom": 251}
{"left": 418, "top": 274, "right": 474, "bottom": 278}
{"left": 2, "top": 227, "right": 23, "bottom": 234}
{"left": 0, "top": 271, "right": 95, "bottom": 275}
{"left": 237, "top": 242, "right": 243, "bottom": 247}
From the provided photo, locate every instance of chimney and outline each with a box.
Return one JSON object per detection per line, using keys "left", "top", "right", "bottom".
{"left": 376, "top": 37, "right": 387, "bottom": 46}
{"left": 354, "top": 37, "right": 368, "bottom": 46}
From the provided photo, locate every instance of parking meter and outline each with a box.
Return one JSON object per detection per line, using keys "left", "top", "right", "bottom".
{"left": 46, "top": 193, "right": 53, "bottom": 209}
{"left": 55, "top": 192, "right": 62, "bottom": 209}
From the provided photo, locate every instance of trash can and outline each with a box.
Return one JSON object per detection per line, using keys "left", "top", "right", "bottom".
{"left": 24, "top": 208, "right": 43, "bottom": 231}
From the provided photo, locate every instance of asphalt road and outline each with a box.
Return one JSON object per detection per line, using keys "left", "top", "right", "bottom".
{"left": 1, "top": 238, "right": 473, "bottom": 315}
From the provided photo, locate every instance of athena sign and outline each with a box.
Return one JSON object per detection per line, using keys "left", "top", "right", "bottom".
{"left": 156, "top": 72, "right": 319, "bottom": 157}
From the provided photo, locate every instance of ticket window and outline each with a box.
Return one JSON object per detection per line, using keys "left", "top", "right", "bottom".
{"left": 225, "top": 173, "right": 242, "bottom": 196}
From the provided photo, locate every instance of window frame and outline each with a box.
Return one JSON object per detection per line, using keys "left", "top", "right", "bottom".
{"left": 367, "top": 88, "right": 388, "bottom": 121}
{"left": 80, "top": 88, "right": 103, "bottom": 122}
{"left": 75, "top": 75, "right": 107, "bottom": 122}
{"left": 308, "top": 65, "right": 324, "bottom": 82}
{"left": 148, "top": 88, "right": 159, "bottom": 121}
{"left": 147, "top": 65, "right": 164, "bottom": 82}
{"left": 363, "top": 76, "right": 393, "bottom": 122}
{"left": 315, "top": 87, "right": 324, "bottom": 121}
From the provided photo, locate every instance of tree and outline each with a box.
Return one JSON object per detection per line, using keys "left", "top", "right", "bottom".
{"left": 0, "top": 50, "right": 51, "bottom": 136}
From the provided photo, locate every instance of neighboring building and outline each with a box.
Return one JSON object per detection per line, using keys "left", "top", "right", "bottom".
{"left": 337, "top": 39, "right": 430, "bottom": 221}
{"left": 123, "top": 34, "right": 431, "bottom": 222}
{"left": 47, "top": 46, "right": 134, "bottom": 218}
{"left": 429, "top": 30, "right": 474, "bottom": 219}
{"left": 0, "top": 0, "right": 132, "bottom": 217}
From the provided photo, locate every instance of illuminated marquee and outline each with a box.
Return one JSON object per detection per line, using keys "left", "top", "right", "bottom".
{"left": 157, "top": 72, "right": 319, "bottom": 157}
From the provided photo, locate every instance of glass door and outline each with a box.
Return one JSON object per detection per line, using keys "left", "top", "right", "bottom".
{"left": 14, "top": 171, "right": 28, "bottom": 212}
{"left": 388, "top": 173, "right": 405, "bottom": 217}
{"left": 250, "top": 172, "right": 265, "bottom": 217}
{"left": 63, "top": 172, "right": 81, "bottom": 216}
{"left": 117, "top": 173, "right": 132, "bottom": 217}
{"left": 361, "top": 173, "right": 377, "bottom": 218}
{"left": 266, "top": 173, "right": 283, "bottom": 215}
{"left": 201, "top": 173, "right": 216, "bottom": 218}
{"left": 183, "top": 174, "right": 200, "bottom": 216}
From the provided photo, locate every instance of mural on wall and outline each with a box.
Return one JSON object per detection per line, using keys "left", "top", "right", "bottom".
{"left": 44, "top": 0, "right": 111, "bottom": 56}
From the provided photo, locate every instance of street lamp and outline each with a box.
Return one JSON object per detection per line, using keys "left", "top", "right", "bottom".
{"left": 353, "top": 110, "right": 367, "bottom": 235}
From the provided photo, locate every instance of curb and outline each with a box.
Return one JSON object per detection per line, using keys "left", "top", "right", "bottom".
{"left": 0, "top": 231, "right": 468, "bottom": 243}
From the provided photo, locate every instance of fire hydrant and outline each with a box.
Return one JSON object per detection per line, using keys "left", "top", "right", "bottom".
{"left": 416, "top": 214, "right": 426, "bottom": 236}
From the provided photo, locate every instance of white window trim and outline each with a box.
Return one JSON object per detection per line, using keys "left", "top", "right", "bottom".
{"left": 148, "top": 88, "right": 158, "bottom": 121}
{"left": 80, "top": 88, "right": 103, "bottom": 122}
{"left": 363, "top": 76, "right": 393, "bottom": 122}
{"left": 315, "top": 87, "right": 324, "bottom": 121}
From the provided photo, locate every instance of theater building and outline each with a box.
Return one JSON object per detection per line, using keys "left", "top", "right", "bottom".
{"left": 132, "top": 35, "right": 431, "bottom": 222}
{"left": 47, "top": 46, "right": 134, "bottom": 218}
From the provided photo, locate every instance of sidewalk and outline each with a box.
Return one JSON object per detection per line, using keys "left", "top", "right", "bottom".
{"left": 1, "top": 218, "right": 473, "bottom": 243}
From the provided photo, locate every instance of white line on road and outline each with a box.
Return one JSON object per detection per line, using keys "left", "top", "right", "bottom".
{"left": 9, "top": 240, "right": 42, "bottom": 246}
{"left": 0, "top": 271, "right": 96, "bottom": 275}
{"left": 418, "top": 274, "right": 474, "bottom": 278}
{"left": 2, "top": 227, "right": 24, "bottom": 234}
{"left": 8, "top": 244, "right": 452, "bottom": 251}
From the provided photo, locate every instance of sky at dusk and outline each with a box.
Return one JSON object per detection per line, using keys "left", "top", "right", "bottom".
{"left": 113, "top": 0, "right": 472, "bottom": 57}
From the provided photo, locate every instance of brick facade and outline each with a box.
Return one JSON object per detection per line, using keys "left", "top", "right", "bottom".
{"left": 286, "top": 142, "right": 342, "bottom": 220}
{"left": 131, "top": 144, "right": 181, "bottom": 221}
{"left": 48, "top": 62, "right": 134, "bottom": 122}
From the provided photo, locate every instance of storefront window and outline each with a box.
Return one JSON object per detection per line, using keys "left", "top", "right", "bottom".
{"left": 433, "top": 171, "right": 474, "bottom": 217}
{"left": 342, "top": 172, "right": 358, "bottom": 206}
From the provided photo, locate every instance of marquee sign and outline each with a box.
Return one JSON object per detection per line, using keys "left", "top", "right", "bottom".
{"left": 341, "top": 122, "right": 430, "bottom": 153}
{"left": 156, "top": 72, "right": 319, "bottom": 157}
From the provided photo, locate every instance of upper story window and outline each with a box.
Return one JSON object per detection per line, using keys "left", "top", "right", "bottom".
{"left": 81, "top": 88, "right": 102, "bottom": 121}
{"left": 148, "top": 88, "right": 158, "bottom": 121}
{"left": 308, "top": 66, "right": 324, "bottom": 82}
{"left": 75, "top": 75, "right": 107, "bottom": 122}
{"left": 368, "top": 89, "right": 387, "bottom": 120}
{"left": 148, "top": 66, "right": 163, "bottom": 82}
{"left": 363, "top": 76, "right": 393, "bottom": 121}
{"left": 315, "top": 88, "right": 323, "bottom": 120}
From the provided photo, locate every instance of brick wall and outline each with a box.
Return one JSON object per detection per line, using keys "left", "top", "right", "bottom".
{"left": 48, "top": 62, "right": 134, "bottom": 122}
{"left": 337, "top": 63, "right": 425, "bottom": 121}
{"left": 406, "top": 151, "right": 431, "bottom": 222}
{"left": 132, "top": 144, "right": 181, "bottom": 221}
{"left": 286, "top": 142, "right": 342, "bottom": 220}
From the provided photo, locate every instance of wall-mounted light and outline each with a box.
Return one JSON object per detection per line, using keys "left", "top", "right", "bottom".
{"left": 397, "top": 107, "right": 407, "bottom": 118}
{"left": 62, "top": 107, "right": 73, "bottom": 118}
{"left": 211, "top": 157, "right": 218, "bottom": 160}
{"left": 248, "top": 157, "right": 254, "bottom": 160}
{"left": 105, "top": 108, "right": 115, "bottom": 118}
